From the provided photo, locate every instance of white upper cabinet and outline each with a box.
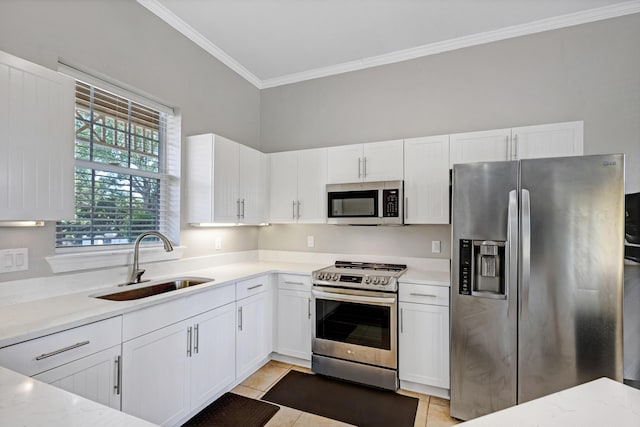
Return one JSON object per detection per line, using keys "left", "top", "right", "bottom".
{"left": 512, "top": 121, "right": 583, "bottom": 160}
{"left": 269, "top": 148, "right": 327, "bottom": 223}
{"left": 327, "top": 140, "right": 403, "bottom": 183}
{"left": 449, "top": 128, "right": 512, "bottom": 166}
{"left": 404, "top": 136, "right": 450, "bottom": 224}
{"left": 450, "top": 121, "right": 584, "bottom": 166}
{"left": 186, "top": 133, "right": 267, "bottom": 225}
{"left": 0, "top": 50, "right": 75, "bottom": 220}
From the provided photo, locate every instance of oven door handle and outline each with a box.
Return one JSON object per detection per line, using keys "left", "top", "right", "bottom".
{"left": 311, "top": 290, "right": 396, "bottom": 304}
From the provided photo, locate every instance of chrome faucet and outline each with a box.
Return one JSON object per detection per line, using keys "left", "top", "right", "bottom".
{"left": 127, "top": 231, "right": 174, "bottom": 285}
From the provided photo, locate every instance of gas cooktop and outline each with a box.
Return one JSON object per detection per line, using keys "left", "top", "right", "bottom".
{"left": 312, "top": 261, "right": 407, "bottom": 292}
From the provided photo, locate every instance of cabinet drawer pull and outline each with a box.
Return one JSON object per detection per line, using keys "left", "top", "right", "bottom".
{"left": 400, "top": 308, "right": 404, "bottom": 334}
{"left": 284, "top": 281, "right": 304, "bottom": 286}
{"left": 308, "top": 298, "right": 311, "bottom": 319}
{"left": 247, "top": 284, "right": 264, "bottom": 290}
{"left": 409, "top": 293, "right": 438, "bottom": 298}
{"left": 35, "top": 341, "right": 90, "bottom": 360}
{"left": 238, "top": 307, "right": 243, "bottom": 331}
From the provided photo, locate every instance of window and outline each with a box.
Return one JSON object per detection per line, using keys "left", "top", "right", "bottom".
{"left": 56, "top": 80, "right": 180, "bottom": 248}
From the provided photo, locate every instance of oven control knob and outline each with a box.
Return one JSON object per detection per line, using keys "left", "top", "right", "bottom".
{"left": 372, "top": 277, "right": 379, "bottom": 284}
{"left": 332, "top": 274, "right": 339, "bottom": 281}
{"left": 380, "top": 277, "right": 388, "bottom": 285}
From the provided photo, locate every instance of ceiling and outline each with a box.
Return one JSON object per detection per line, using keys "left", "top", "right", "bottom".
{"left": 138, "top": 0, "right": 639, "bottom": 89}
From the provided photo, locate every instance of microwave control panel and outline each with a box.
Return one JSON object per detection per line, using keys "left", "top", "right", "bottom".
{"left": 382, "top": 189, "right": 399, "bottom": 217}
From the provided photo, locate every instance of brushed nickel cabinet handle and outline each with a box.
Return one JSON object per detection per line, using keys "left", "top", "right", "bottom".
{"left": 194, "top": 323, "right": 199, "bottom": 354}
{"left": 308, "top": 298, "right": 311, "bottom": 319}
{"left": 238, "top": 307, "right": 243, "bottom": 331}
{"left": 114, "top": 355, "right": 121, "bottom": 395}
{"left": 247, "top": 284, "right": 263, "bottom": 290}
{"left": 400, "top": 308, "right": 404, "bottom": 334}
{"left": 284, "top": 281, "right": 304, "bottom": 286}
{"left": 35, "top": 341, "right": 90, "bottom": 360}
{"left": 187, "top": 326, "right": 192, "bottom": 357}
{"left": 409, "top": 293, "right": 437, "bottom": 298}
{"left": 292, "top": 200, "right": 296, "bottom": 219}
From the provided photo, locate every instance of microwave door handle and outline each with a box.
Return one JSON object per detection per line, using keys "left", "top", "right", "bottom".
{"left": 311, "top": 289, "right": 396, "bottom": 305}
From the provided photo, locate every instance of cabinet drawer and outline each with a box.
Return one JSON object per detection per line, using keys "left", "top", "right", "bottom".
{"left": 185, "top": 283, "right": 235, "bottom": 319}
{"left": 236, "top": 275, "right": 270, "bottom": 300}
{"left": 399, "top": 283, "right": 449, "bottom": 306}
{"left": 278, "top": 274, "right": 311, "bottom": 291}
{"left": 0, "top": 316, "right": 122, "bottom": 377}
{"left": 123, "top": 296, "right": 188, "bottom": 342}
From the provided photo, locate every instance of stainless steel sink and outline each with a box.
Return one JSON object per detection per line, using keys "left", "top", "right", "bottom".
{"left": 95, "top": 277, "right": 213, "bottom": 301}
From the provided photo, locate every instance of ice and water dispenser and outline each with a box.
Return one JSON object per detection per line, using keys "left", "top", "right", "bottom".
{"left": 459, "top": 239, "right": 507, "bottom": 298}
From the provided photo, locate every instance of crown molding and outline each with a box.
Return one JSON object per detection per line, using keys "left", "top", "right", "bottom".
{"left": 138, "top": 0, "right": 640, "bottom": 90}
{"left": 136, "top": 0, "right": 263, "bottom": 88}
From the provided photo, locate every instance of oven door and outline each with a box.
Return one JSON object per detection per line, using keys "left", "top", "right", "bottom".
{"left": 312, "top": 286, "right": 397, "bottom": 369}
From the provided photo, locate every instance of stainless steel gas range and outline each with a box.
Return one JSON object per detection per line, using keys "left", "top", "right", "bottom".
{"left": 311, "top": 261, "right": 407, "bottom": 390}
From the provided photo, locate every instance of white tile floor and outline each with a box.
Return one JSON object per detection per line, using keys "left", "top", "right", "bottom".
{"left": 231, "top": 361, "right": 459, "bottom": 427}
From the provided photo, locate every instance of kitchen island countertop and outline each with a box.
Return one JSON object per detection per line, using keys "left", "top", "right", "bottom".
{"left": 0, "top": 366, "right": 157, "bottom": 427}
{"left": 459, "top": 377, "right": 640, "bottom": 427}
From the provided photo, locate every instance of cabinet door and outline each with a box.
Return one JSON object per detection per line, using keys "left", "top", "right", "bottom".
{"left": 236, "top": 292, "right": 270, "bottom": 380}
{"left": 327, "top": 144, "right": 363, "bottom": 184}
{"left": 0, "top": 51, "right": 75, "bottom": 220}
{"left": 399, "top": 302, "right": 450, "bottom": 389}
{"left": 190, "top": 303, "right": 236, "bottom": 411}
{"left": 33, "top": 345, "right": 121, "bottom": 410}
{"left": 239, "top": 145, "right": 266, "bottom": 224}
{"left": 213, "top": 136, "right": 241, "bottom": 223}
{"left": 513, "top": 121, "right": 583, "bottom": 160}
{"left": 297, "top": 148, "right": 328, "bottom": 223}
{"left": 122, "top": 321, "right": 190, "bottom": 426}
{"left": 449, "top": 128, "right": 511, "bottom": 166}
{"left": 186, "top": 134, "right": 215, "bottom": 224}
{"left": 277, "top": 289, "right": 312, "bottom": 360}
{"left": 269, "top": 151, "right": 299, "bottom": 223}
{"left": 362, "top": 140, "right": 404, "bottom": 182}
{"left": 404, "top": 136, "right": 450, "bottom": 224}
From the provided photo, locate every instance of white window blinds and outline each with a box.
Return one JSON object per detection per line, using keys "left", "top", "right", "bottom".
{"left": 56, "top": 78, "right": 180, "bottom": 248}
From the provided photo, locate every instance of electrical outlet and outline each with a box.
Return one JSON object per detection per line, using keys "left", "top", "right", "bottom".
{"left": 215, "top": 237, "right": 222, "bottom": 250}
{"left": 0, "top": 248, "right": 28, "bottom": 273}
{"left": 431, "top": 240, "right": 441, "bottom": 254}
{"left": 307, "top": 235, "right": 315, "bottom": 248}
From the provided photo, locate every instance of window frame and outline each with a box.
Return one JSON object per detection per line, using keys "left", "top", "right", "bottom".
{"left": 48, "top": 63, "right": 181, "bottom": 272}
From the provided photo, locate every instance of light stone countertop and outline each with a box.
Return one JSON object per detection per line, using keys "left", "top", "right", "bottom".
{"left": 400, "top": 267, "right": 450, "bottom": 286}
{"left": 0, "top": 259, "right": 450, "bottom": 348}
{"left": 0, "top": 366, "right": 157, "bottom": 427}
{"left": 458, "top": 377, "right": 640, "bottom": 427}
{"left": 0, "top": 260, "right": 325, "bottom": 348}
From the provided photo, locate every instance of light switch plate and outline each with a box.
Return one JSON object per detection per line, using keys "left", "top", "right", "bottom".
{"left": 431, "top": 241, "right": 441, "bottom": 254}
{"left": 0, "top": 248, "right": 28, "bottom": 273}
{"left": 307, "top": 235, "right": 315, "bottom": 248}
{"left": 214, "top": 237, "right": 222, "bottom": 250}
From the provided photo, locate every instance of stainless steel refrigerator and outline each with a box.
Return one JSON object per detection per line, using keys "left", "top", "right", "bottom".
{"left": 450, "top": 154, "right": 625, "bottom": 421}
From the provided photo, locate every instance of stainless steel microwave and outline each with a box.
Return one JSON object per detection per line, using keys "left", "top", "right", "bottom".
{"left": 327, "top": 180, "right": 403, "bottom": 225}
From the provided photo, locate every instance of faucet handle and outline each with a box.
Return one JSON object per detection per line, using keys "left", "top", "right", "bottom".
{"left": 134, "top": 269, "right": 146, "bottom": 283}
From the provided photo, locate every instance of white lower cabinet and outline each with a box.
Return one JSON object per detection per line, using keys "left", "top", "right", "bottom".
{"left": 121, "top": 302, "right": 237, "bottom": 427}
{"left": 33, "top": 345, "right": 122, "bottom": 410}
{"left": 398, "top": 283, "right": 450, "bottom": 396}
{"left": 0, "top": 316, "right": 123, "bottom": 409}
{"left": 122, "top": 321, "right": 191, "bottom": 426}
{"left": 276, "top": 274, "right": 312, "bottom": 360}
{"left": 236, "top": 275, "right": 272, "bottom": 381}
{"left": 189, "top": 303, "right": 236, "bottom": 411}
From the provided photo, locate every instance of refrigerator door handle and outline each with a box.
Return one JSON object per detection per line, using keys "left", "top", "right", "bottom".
{"left": 521, "top": 188, "right": 531, "bottom": 319}
{"left": 507, "top": 189, "right": 518, "bottom": 319}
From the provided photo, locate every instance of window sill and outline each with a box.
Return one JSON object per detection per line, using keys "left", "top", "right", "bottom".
{"left": 46, "top": 245, "right": 186, "bottom": 274}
